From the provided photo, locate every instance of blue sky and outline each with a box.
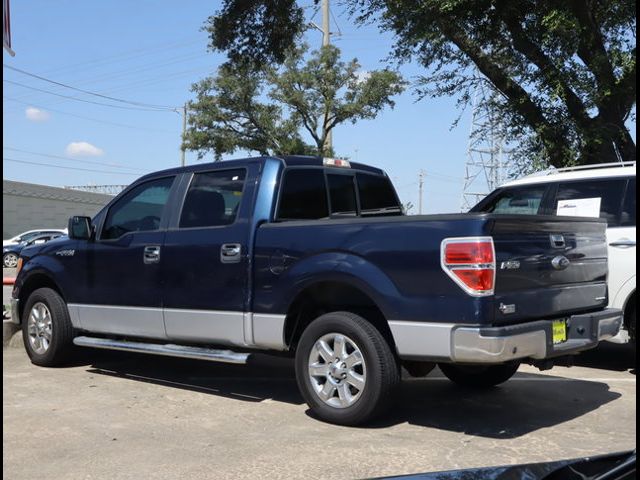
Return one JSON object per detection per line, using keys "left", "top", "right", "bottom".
{"left": 2, "top": 1, "right": 536, "bottom": 213}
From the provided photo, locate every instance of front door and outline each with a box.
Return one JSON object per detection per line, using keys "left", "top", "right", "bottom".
{"left": 161, "top": 166, "right": 252, "bottom": 346}
{"left": 72, "top": 176, "right": 176, "bottom": 339}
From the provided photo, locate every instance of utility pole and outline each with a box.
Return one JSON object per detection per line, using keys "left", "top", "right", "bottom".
{"left": 322, "top": 0, "right": 333, "bottom": 155}
{"left": 418, "top": 170, "right": 425, "bottom": 215}
{"left": 180, "top": 103, "right": 187, "bottom": 167}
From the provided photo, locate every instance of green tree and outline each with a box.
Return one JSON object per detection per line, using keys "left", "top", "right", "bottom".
{"left": 206, "top": 0, "right": 636, "bottom": 168}
{"left": 184, "top": 45, "right": 405, "bottom": 159}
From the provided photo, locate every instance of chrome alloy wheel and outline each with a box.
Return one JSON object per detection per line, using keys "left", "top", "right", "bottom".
{"left": 307, "top": 333, "right": 367, "bottom": 408}
{"left": 27, "top": 302, "right": 53, "bottom": 355}
{"left": 3, "top": 253, "right": 18, "bottom": 268}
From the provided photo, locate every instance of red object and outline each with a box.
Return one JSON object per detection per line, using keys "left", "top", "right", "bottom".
{"left": 442, "top": 238, "right": 496, "bottom": 294}
{"left": 444, "top": 241, "right": 494, "bottom": 265}
{"left": 3, "top": 277, "right": 15, "bottom": 286}
{"left": 450, "top": 268, "right": 495, "bottom": 292}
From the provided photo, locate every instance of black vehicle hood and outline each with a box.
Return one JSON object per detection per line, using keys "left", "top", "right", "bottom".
{"left": 378, "top": 450, "right": 635, "bottom": 480}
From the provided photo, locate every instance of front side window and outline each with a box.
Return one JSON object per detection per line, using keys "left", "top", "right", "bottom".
{"left": 327, "top": 174, "right": 357, "bottom": 215}
{"left": 555, "top": 179, "right": 626, "bottom": 225}
{"left": 482, "top": 186, "right": 548, "bottom": 215}
{"left": 278, "top": 169, "right": 329, "bottom": 220}
{"left": 101, "top": 176, "right": 175, "bottom": 240}
{"left": 179, "top": 169, "right": 246, "bottom": 228}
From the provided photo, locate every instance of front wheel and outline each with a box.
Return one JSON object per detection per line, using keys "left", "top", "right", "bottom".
{"left": 295, "top": 311, "right": 400, "bottom": 426}
{"left": 439, "top": 361, "right": 520, "bottom": 388}
{"left": 22, "top": 287, "right": 76, "bottom": 366}
{"left": 3, "top": 252, "right": 19, "bottom": 268}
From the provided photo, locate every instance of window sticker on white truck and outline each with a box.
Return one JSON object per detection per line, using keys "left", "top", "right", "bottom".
{"left": 557, "top": 197, "right": 601, "bottom": 217}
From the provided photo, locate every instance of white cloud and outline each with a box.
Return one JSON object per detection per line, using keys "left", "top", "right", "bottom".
{"left": 25, "top": 107, "right": 51, "bottom": 122}
{"left": 65, "top": 141, "right": 105, "bottom": 157}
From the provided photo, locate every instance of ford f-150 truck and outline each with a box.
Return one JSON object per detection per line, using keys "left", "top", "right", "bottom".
{"left": 10, "top": 156, "right": 622, "bottom": 425}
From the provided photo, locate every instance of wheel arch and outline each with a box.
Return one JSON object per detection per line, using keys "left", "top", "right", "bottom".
{"left": 283, "top": 279, "right": 397, "bottom": 354}
{"left": 16, "top": 272, "right": 65, "bottom": 325}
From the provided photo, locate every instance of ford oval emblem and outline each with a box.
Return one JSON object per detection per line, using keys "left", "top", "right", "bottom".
{"left": 551, "top": 255, "right": 571, "bottom": 270}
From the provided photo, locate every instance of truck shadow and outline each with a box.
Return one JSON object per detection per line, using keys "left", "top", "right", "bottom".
{"left": 85, "top": 351, "right": 623, "bottom": 439}
{"left": 366, "top": 370, "right": 622, "bottom": 437}
{"left": 572, "top": 341, "right": 636, "bottom": 374}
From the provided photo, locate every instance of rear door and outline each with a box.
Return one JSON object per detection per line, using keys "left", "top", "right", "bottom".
{"left": 161, "top": 165, "right": 254, "bottom": 346}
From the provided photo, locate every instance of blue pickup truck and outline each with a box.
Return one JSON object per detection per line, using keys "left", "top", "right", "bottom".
{"left": 10, "top": 156, "right": 622, "bottom": 425}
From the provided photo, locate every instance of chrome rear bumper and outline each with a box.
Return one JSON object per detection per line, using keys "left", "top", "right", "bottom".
{"left": 389, "top": 308, "right": 623, "bottom": 364}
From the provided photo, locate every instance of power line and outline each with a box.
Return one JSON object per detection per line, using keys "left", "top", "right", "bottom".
{"left": 3, "top": 147, "right": 147, "bottom": 173}
{"left": 41, "top": 38, "right": 202, "bottom": 78}
{"left": 4, "top": 64, "right": 179, "bottom": 111}
{"left": 3, "top": 157, "right": 141, "bottom": 176}
{"left": 3, "top": 79, "right": 178, "bottom": 113}
{"left": 3, "top": 96, "right": 174, "bottom": 133}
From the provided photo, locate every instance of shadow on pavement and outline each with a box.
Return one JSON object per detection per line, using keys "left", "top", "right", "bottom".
{"left": 83, "top": 349, "right": 623, "bottom": 439}
{"left": 362, "top": 371, "right": 621, "bottom": 437}
{"left": 572, "top": 341, "right": 636, "bottom": 374}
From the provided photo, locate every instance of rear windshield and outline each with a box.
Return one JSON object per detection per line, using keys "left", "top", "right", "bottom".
{"left": 356, "top": 173, "right": 400, "bottom": 214}
{"left": 277, "top": 168, "right": 401, "bottom": 221}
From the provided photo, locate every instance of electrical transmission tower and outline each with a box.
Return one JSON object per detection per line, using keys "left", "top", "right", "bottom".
{"left": 64, "top": 184, "right": 127, "bottom": 195}
{"left": 460, "top": 77, "right": 510, "bottom": 211}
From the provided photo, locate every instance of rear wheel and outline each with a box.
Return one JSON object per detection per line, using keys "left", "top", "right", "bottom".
{"left": 439, "top": 361, "right": 519, "bottom": 388}
{"left": 295, "top": 311, "right": 399, "bottom": 426}
{"left": 22, "top": 288, "right": 76, "bottom": 366}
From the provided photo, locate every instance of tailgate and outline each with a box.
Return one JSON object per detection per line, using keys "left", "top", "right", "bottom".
{"left": 490, "top": 215, "right": 608, "bottom": 324}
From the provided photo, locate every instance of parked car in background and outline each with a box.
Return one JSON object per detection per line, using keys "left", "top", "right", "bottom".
{"left": 3, "top": 229, "right": 67, "bottom": 247}
{"left": 10, "top": 156, "right": 622, "bottom": 425}
{"left": 472, "top": 162, "right": 636, "bottom": 344}
{"left": 3, "top": 233, "right": 65, "bottom": 268}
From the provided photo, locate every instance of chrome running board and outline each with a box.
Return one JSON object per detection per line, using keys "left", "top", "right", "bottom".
{"left": 73, "top": 336, "right": 250, "bottom": 364}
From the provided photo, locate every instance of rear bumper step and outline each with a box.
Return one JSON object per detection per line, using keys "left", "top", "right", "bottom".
{"left": 73, "top": 336, "right": 250, "bottom": 364}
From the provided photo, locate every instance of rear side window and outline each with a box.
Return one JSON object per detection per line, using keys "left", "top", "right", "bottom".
{"left": 356, "top": 173, "right": 400, "bottom": 213}
{"left": 555, "top": 179, "right": 625, "bottom": 225}
{"left": 180, "top": 169, "right": 246, "bottom": 228}
{"left": 327, "top": 174, "right": 357, "bottom": 215}
{"left": 102, "top": 176, "right": 175, "bottom": 240}
{"left": 482, "top": 186, "right": 547, "bottom": 215}
{"left": 278, "top": 169, "right": 329, "bottom": 220}
{"left": 620, "top": 179, "right": 636, "bottom": 227}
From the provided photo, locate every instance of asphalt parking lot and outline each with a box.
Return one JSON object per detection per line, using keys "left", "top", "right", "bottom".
{"left": 3, "top": 338, "right": 636, "bottom": 480}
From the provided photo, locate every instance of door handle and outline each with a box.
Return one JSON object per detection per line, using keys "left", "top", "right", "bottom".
{"left": 609, "top": 239, "right": 636, "bottom": 248}
{"left": 143, "top": 245, "right": 161, "bottom": 264}
{"left": 220, "top": 243, "right": 242, "bottom": 264}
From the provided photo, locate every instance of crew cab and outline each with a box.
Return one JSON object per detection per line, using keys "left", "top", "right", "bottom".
{"left": 10, "top": 156, "right": 622, "bottom": 425}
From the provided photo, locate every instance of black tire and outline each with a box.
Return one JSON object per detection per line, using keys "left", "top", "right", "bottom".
{"left": 295, "top": 311, "right": 400, "bottom": 426}
{"left": 439, "top": 361, "right": 519, "bottom": 388}
{"left": 22, "top": 287, "right": 76, "bottom": 366}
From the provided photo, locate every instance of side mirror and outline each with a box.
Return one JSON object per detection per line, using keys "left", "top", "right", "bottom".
{"left": 68, "top": 216, "right": 93, "bottom": 240}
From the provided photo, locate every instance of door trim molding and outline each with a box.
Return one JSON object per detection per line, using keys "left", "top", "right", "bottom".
{"left": 68, "top": 304, "right": 287, "bottom": 351}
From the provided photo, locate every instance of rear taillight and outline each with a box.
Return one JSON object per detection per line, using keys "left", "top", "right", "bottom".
{"left": 441, "top": 237, "right": 495, "bottom": 296}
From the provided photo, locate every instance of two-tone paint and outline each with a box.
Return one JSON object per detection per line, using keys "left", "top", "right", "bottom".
{"left": 11, "top": 156, "right": 619, "bottom": 363}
